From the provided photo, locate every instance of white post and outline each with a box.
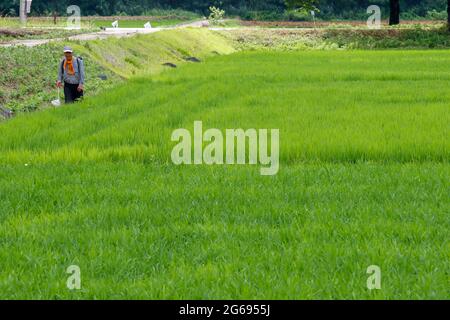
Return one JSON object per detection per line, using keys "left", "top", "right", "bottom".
{"left": 311, "top": 11, "right": 316, "bottom": 29}
{"left": 19, "top": 0, "right": 27, "bottom": 26}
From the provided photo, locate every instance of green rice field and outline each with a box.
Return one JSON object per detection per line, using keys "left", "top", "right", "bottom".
{"left": 0, "top": 50, "right": 448, "bottom": 299}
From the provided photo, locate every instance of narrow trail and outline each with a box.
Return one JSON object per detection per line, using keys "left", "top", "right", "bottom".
{"left": 0, "top": 19, "right": 210, "bottom": 48}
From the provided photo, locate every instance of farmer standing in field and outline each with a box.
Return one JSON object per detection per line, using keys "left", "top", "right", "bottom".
{"left": 56, "top": 46, "right": 85, "bottom": 104}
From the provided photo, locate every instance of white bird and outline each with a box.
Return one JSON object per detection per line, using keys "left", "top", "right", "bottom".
{"left": 144, "top": 22, "right": 152, "bottom": 29}
{"left": 112, "top": 20, "right": 119, "bottom": 28}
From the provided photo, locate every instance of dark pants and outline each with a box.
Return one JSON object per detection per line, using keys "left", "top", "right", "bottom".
{"left": 64, "top": 82, "right": 84, "bottom": 104}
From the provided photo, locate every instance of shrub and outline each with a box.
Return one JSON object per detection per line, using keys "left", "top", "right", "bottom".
{"left": 426, "top": 10, "right": 448, "bottom": 21}
{"left": 240, "top": 10, "right": 287, "bottom": 21}
{"left": 208, "top": 6, "right": 225, "bottom": 25}
{"left": 283, "top": 9, "right": 313, "bottom": 21}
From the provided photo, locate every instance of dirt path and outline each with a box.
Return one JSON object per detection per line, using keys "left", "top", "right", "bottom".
{"left": 0, "top": 20, "right": 209, "bottom": 48}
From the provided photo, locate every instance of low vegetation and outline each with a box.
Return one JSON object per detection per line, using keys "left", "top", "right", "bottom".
{"left": 91, "top": 19, "right": 188, "bottom": 29}
{"left": 221, "top": 26, "right": 450, "bottom": 51}
{"left": 2, "top": 25, "right": 449, "bottom": 116}
{"left": 0, "top": 43, "right": 118, "bottom": 114}
{"left": 0, "top": 29, "right": 234, "bottom": 114}
{"left": 0, "top": 50, "right": 448, "bottom": 299}
{"left": 0, "top": 12, "right": 201, "bottom": 42}
{"left": 0, "top": 28, "right": 87, "bottom": 42}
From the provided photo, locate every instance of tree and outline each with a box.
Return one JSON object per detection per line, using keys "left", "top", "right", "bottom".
{"left": 448, "top": 0, "right": 450, "bottom": 30}
{"left": 19, "top": 0, "right": 26, "bottom": 24}
{"left": 285, "top": 0, "right": 319, "bottom": 12}
{"left": 389, "top": 0, "right": 400, "bottom": 25}
{"left": 47, "top": 0, "right": 64, "bottom": 25}
{"left": 0, "top": 0, "right": 447, "bottom": 19}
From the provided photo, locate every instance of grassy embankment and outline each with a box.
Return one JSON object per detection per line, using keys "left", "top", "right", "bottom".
{"left": 0, "top": 11, "right": 207, "bottom": 113}
{"left": 84, "top": 8, "right": 201, "bottom": 29}
{"left": 0, "top": 28, "right": 235, "bottom": 114}
{"left": 0, "top": 50, "right": 448, "bottom": 299}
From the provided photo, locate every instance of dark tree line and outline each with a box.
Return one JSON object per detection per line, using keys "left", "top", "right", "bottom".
{"left": 387, "top": 0, "right": 449, "bottom": 26}
{"left": 445, "top": 0, "right": 450, "bottom": 20}
{"left": 1, "top": 0, "right": 449, "bottom": 21}
{"left": 390, "top": 0, "right": 400, "bottom": 25}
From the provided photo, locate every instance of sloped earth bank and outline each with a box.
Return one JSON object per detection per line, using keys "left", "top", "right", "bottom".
{"left": 0, "top": 29, "right": 235, "bottom": 116}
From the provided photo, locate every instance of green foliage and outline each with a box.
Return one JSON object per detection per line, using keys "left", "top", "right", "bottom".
{"left": 284, "top": 9, "right": 314, "bottom": 21}
{"left": 0, "top": 27, "right": 87, "bottom": 42}
{"left": 2, "top": 49, "right": 449, "bottom": 163}
{"left": 74, "top": 29, "right": 234, "bottom": 79}
{"left": 426, "top": 9, "right": 448, "bottom": 21}
{"left": 0, "top": 29, "right": 235, "bottom": 113}
{"left": 238, "top": 10, "right": 285, "bottom": 21}
{"left": 285, "top": 0, "right": 319, "bottom": 12}
{"left": 208, "top": 6, "right": 225, "bottom": 25}
{"left": 141, "top": 8, "right": 201, "bottom": 20}
{"left": 0, "top": 13, "right": 198, "bottom": 30}
{"left": 0, "top": 43, "right": 117, "bottom": 113}
{"left": 0, "top": 51, "right": 448, "bottom": 298}
{"left": 0, "top": 0, "right": 448, "bottom": 20}
{"left": 91, "top": 18, "right": 189, "bottom": 29}
{"left": 323, "top": 27, "right": 450, "bottom": 49}
{"left": 222, "top": 26, "right": 450, "bottom": 51}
